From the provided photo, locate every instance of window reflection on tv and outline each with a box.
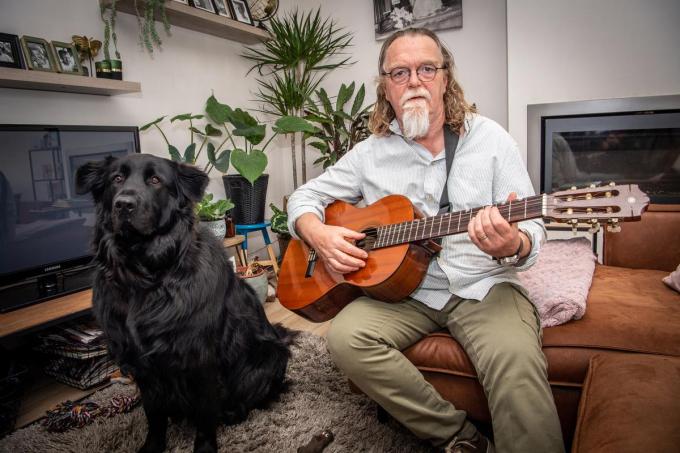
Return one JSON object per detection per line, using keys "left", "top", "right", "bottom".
{"left": 0, "top": 126, "right": 139, "bottom": 280}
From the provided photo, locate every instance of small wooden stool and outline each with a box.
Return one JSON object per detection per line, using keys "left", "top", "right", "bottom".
{"left": 222, "top": 235, "right": 246, "bottom": 267}
{"left": 235, "top": 221, "right": 279, "bottom": 274}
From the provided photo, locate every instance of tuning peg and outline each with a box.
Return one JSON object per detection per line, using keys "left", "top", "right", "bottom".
{"left": 589, "top": 183, "right": 597, "bottom": 188}
{"left": 588, "top": 224, "right": 600, "bottom": 234}
{"left": 607, "top": 224, "right": 621, "bottom": 233}
{"left": 609, "top": 181, "right": 616, "bottom": 186}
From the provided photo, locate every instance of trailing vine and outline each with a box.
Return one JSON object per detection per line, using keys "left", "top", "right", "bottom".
{"left": 100, "top": 0, "right": 121, "bottom": 60}
{"left": 133, "top": 0, "right": 171, "bottom": 55}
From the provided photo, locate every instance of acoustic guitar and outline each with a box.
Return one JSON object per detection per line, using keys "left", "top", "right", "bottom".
{"left": 277, "top": 184, "right": 649, "bottom": 322}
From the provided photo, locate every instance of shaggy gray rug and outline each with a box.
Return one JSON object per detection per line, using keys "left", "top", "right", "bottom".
{"left": 0, "top": 333, "right": 433, "bottom": 452}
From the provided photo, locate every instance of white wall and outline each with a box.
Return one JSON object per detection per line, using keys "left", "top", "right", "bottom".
{"left": 508, "top": 0, "right": 680, "bottom": 164}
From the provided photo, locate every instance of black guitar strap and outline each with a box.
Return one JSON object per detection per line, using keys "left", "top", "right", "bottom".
{"left": 438, "top": 126, "right": 459, "bottom": 215}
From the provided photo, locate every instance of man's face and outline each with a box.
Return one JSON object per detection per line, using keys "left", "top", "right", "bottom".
{"left": 382, "top": 35, "right": 448, "bottom": 138}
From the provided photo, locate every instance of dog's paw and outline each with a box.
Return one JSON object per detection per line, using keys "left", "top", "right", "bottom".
{"left": 297, "top": 429, "right": 335, "bottom": 453}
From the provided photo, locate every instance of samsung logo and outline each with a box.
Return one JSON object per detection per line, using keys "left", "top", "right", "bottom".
{"left": 44, "top": 265, "right": 61, "bottom": 272}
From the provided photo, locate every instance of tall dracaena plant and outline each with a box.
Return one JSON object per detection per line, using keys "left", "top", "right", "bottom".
{"left": 241, "top": 8, "right": 353, "bottom": 189}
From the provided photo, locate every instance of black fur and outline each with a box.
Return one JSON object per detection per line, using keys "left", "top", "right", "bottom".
{"left": 76, "top": 154, "right": 295, "bottom": 453}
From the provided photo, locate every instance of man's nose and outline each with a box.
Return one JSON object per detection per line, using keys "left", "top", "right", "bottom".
{"left": 407, "top": 68, "right": 422, "bottom": 87}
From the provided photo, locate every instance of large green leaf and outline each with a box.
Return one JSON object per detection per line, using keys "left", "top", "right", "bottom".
{"left": 231, "top": 149, "right": 267, "bottom": 185}
{"left": 273, "top": 116, "right": 319, "bottom": 134}
{"left": 184, "top": 143, "right": 196, "bottom": 163}
{"left": 213, "top": 149, "right": 231, "bottom": 173}
{"left": 204, "top": 123, "right": 222, "bottom": 137}
{"left": 168, "top": 144, "right": 182, "bottom": 162}
{"left": 140, "top": 116, "right": 165, "bottom": 131}
{"left": 229, "top": 108, "right": 259, "bottom": 130}
{"left": 350, "top": 84, "right": 366, "bottom": 117}
{"left": 233, "top": 125, "right": 266, "bottom": 146}
{"left": 205, "top": 95, "right": 234, "bottom": 124}
{"left": 170, "top": 113, "right": 203, "bottom": 122}
{"left": 336, "top": 82, "right": 354, "bottom": 111}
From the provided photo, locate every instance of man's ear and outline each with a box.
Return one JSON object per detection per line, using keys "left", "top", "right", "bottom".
{"left": 176, "top": 163, "right": 209, "bottom": 203}
{"left": 75, "top": 157, "right": 115, "bottom": 199}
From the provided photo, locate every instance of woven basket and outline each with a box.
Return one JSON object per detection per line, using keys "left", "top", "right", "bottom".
{"left": 223, "top": 174, "right": 269, "bottom": 225}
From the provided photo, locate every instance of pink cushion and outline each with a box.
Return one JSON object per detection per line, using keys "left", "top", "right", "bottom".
{"left": 518, "top": 238, "right": 596, "bottom": 327}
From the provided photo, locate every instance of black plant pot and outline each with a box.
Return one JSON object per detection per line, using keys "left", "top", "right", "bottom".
{"left": 223, "top": 174, "right": 269, "bottom": 225}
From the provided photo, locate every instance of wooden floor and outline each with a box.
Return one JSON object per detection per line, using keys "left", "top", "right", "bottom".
{"left": 13, "top": 300, "right": 328, "bottom": 430}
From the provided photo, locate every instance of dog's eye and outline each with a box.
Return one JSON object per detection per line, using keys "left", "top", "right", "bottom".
{"left": 113, "top": 175, "right": 123, "bottom": 183}
{"left": 150, "top": 176, "right": 161, "bottom": 185}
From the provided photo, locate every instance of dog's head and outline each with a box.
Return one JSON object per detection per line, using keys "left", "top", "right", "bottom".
{"left": 75, "top": 154, "right": 208, "bottom": 236}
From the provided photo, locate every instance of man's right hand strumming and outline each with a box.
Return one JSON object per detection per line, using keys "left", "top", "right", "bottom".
{"left": 295, "top": 212, "right": 368, "bottom": 274}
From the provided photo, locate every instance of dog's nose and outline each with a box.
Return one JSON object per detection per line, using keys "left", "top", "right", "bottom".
{"left": 114, "top": 195, "right": 137, "bottom": 212}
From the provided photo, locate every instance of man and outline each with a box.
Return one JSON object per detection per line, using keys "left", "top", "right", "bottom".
{"left": 286, "top": 28, "right": 564, "bottom": 453}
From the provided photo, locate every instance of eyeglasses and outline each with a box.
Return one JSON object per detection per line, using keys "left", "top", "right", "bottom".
{"left": 381, "top": 64, "right": 447, "bottom": 85}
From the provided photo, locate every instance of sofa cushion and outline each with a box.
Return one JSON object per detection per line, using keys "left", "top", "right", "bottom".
{"left": 572, "top": 354, "right": 680, "bottom": 453}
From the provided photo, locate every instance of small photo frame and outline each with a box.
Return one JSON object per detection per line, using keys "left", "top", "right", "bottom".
{"left": 20, "top": 36, "right": 57, "bottom": 72}
{"left": 0, "top": 33, "right": 25, "bottom": 69}
{"left": 229, "top": 0, "right": 254, "bottom": 25}
{"left": 212, "top": 0, "right": 232, "bottom": 18}
{"left": 191, "top": 0, "right": 216, "bottom": 13}
{"left": 52, "top": 41, "right": 84, "bottom": 75}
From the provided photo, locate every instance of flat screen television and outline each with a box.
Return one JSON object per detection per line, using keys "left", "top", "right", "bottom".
{"left": 0, "top": 125, "right": 140, "bottom": 313}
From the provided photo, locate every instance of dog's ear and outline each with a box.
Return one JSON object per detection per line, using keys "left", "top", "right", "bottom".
{"left": 176, "top": 163, "right": 209, "bottom": 203}
{"left": 75, "top": 157, "right": 115, "bottom": 199}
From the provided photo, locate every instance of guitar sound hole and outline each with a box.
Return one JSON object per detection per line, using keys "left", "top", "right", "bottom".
{"left": 356, "top": 227, "right": 379, "bottom": 251}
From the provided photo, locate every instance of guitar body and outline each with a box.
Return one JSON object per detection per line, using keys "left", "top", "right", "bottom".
{"left": 277, "top": 195, "right": 437, "bottom": 322}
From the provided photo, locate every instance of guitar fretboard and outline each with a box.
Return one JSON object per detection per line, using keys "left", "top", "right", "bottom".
{"left": 372, "top": 195, "right": 545, "bottom": 249}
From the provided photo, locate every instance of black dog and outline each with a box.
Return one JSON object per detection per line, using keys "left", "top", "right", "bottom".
{"left": 76, "top": 154, "right": 294, "bottom": 453}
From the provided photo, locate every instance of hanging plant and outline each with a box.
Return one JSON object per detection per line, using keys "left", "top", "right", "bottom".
{"left": 133, "top": 0, "right": 171, "bottom": 54}
{"left": 100, "top": 0, "right": 121, "bottom": 61}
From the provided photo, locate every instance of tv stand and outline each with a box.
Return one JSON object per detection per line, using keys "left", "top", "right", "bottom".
{"left": 0, "top": 289, "right": 92, "bottom": 338}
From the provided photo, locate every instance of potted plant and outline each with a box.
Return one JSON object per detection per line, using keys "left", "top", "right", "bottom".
{"left": 241, "top": 8, "right": 354, "bottom": 189}
{"left": 236, "top": 262, "right": 268, "bottom": 304}
{"left": 195, "top": 192, "right": 234, "bottom": 239}
{"left": 306, "top": 82, "right": 373, "bottom": 169}
{"left": 204, "top": 95, "right": 317, "bottom": 225}
{"left": 269, "top": 202, "right": 291, "bottom": 259}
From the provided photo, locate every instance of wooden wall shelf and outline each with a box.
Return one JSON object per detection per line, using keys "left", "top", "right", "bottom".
{"left": 0, "top": 67, "right": 141, "bottom": 96}
{"left": 0, "top": 290, "right": 93, "bottom": 338}
{"left": 111, "top": 0, "right": 270, "bottom": 44}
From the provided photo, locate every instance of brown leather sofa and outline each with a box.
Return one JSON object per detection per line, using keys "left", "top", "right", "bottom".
{"left": 401, "top": 204, "right": 680, "bottom": 450}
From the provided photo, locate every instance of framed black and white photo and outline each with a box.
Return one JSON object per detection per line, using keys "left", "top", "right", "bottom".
{"left": 51, "top": 41, "right": 84, "bottom": 75}
{"left": 0, "top": 33, "right": 26, "bottom": 69}
{"left": 373, "top": 0, "right": 463, "bottom": 41}
{"left": 212, "top": 0, "right": 232, "bottom": 18}
{"left": 20, "top": 36, "right": 57, "bottom": 72}
{"left": 228, "top": 0, "right": 253, "bottom": 25}
{"left": 191, "top": 0, "right": 216, "bottom": 13}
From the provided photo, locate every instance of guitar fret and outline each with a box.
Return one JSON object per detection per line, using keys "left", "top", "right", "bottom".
{"left": 457, "top": 211, "right": 462, "bottom": 234}
{"left": 524, "top": 198, "right": 527, "bottom": 219}
{"left": 508, "top": 200, "right": 512, "bottom": 221}
{"left": 447, "top": 213, "right": 452, "bottom": 236}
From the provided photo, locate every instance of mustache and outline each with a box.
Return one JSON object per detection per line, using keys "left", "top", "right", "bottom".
{"left": 400, "top": 89, "right": 431, "bottom": 107}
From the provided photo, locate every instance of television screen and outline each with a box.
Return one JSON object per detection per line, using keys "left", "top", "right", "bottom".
{"left": 0, "top": 125, "right": 139, "bottom": 293}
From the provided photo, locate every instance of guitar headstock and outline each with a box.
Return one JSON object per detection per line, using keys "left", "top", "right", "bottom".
{"left": 545, "top": 183, "right": 649, "bottom": 233}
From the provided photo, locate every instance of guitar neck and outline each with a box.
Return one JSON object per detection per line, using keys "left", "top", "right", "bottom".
{"left": 373, "top": 195, "right": 545, "bottom": 249}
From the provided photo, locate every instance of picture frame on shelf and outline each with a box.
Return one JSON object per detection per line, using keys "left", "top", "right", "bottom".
{"left": 212, "top": 0, "right": 233, "bottom": 18}
{"left": 191, "top": 0, "right": 216, "bottom": 14}
{"left": 228, "top": 0, "right": 254, "bottom": 25}
{"left": 51, "top": 41, "right": 84, "bottom": 75}
{"left": 0, "top": 32, "right": 25, "bottom": 69}
{"left": 20, "top": 36, "right": 57, "bottom": 72}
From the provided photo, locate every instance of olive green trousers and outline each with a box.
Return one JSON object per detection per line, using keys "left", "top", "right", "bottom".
{"left": 326, "top": 283, "right": 564, "bottom": 453}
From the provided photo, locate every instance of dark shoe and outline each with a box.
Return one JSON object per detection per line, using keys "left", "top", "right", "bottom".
{"left": 443, "top": 431, "right": 495, "bottom": 453}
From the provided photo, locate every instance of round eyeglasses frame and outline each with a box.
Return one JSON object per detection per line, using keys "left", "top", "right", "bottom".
{"left": 381, "top": 64, "right": 448, "bottom": 85}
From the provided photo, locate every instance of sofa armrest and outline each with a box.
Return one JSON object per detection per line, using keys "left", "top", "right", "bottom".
{"left": 603, "top": 204, "right": 680, "bottom": 272}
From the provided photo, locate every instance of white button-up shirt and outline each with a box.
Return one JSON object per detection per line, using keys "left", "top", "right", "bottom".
{"left": 287, "top": 114, "right": 546, "bottom": 309}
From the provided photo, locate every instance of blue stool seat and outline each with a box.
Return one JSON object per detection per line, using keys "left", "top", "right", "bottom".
{"left": 235, "top": 221, "right": 279, "bottom": 274}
